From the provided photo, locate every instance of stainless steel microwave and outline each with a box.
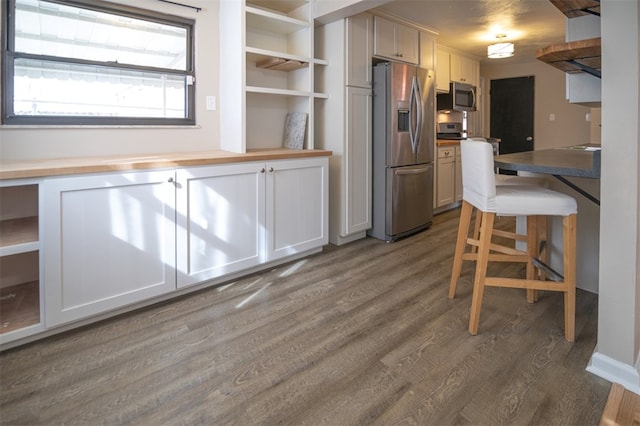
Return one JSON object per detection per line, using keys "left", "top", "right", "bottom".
{"left": 436, "top": 82, "right": 477, "bottom": 112}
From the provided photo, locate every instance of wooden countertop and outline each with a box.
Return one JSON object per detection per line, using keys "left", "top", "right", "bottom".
{"left": 436, "top": 139, "right": 461, "bottom": 147}
{"left": 0, "top": 148, "right": 332, "bottom": 180}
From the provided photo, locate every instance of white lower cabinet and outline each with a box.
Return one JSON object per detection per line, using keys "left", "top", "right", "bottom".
{"left": 436, "top": 146, "right": 462, "bottom": 208}
{"left": 176, "top": 157, "right": 328, "bottom": 287}
{"left": 455, "top": 147, "right": 463, "bottom": 202}
{"left": 43, "top": 171, "right": 176, "bottom": 327}
{"left": 176, "top": 163, "right": 264, "bottom": 288}
{"left": 38, "top": 156, "right": 327, "bottom": 334}
{"left": 266, "top": 158, "right": 328, "bottom": 261}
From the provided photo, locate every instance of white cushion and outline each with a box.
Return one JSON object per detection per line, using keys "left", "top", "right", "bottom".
{"left": 495, "top": 185, "right": 577, "bottom": 216}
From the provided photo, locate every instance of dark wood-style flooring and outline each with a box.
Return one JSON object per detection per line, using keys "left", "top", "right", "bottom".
{"left": 0, "top": 208, "right": 612, "bottom": 425}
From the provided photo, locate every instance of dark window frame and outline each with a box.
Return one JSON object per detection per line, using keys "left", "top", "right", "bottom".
{"left": 1, "top": 0, "right": 196, "bottom": 126}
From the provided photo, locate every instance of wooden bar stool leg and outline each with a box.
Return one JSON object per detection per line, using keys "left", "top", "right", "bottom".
{"left": 563, "top": 214, "right": 577, "bottom": 342}
{"left": 469, "top": 211, "right": 494, "bottom": 335}
{"left": 449, "top": 201, "right": 474, "bottom": 298}
{"left": 471, "top": 208, "right": 482, "bottom": 254}
{"left": 537, "top": 215, "right": 548, "bottom": 283}
{"left": 526, "top": 215, "right": 539, "bottom": 303}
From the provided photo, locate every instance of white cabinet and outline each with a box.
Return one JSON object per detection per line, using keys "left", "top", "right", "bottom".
{"left": 436, "top": 48, "right": 479, "bottom": 90}
{"left": 436, "top": 146, "right": 463, "bottom": 208}
{"left": 435, "top": 48, "right": 450, "bottom": 92}
{"left": 43, "top": 171, "right": 176, "bottom": 327}
{"left": 436, "top": 147, "right": 455, "bottom": 207}
{"left": 346, "top": 13, "right": 373, "bottom": 88}
{"left": 454, "top": 146, "right": 463, "bottom": 201}
{"left": 176, "top": 158, "right": 328, "bottom": 287}
{"left": 220, "top": 0, "right": 326, "bottom": 153}
{"left": 176, "top": 163, "right": 264, "bottom": 288}
{"left": 2, "top": 155, "right": 328, "bottom": 347}
{"left": 450, "top": 53, "right": 478, "bottom": 85}
{"left": 373, "top": 16, "right": 419, "bottom": 64}
{"left": 316, "top": 13, "right": 373, "bottom": 245}
{"left": 266, "top": 158, "right": 328, "bottom": 261}
{"left": 344, "top": 86, "right": 372, "bottom": 236}
{"left": 420, "top": 32, "right": 436, "bottom": 70}
{"left": 0, "top": 181, "right": 44, "bottom": 344}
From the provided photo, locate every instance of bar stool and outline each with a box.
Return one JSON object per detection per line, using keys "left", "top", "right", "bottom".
{"left": 450, "top": 140, "right": 578, "bottom": 341}
{"left": 450, "top": 140, "right": 550, "bottom": 300}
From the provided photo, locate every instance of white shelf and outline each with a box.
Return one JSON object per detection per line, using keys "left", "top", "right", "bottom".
{"left": 246, "top": 47, "right": 310, "bottom": 66}
{"left": 246, "top": 86, "right": 311, "bottom": 97}
{"left": 246, "top": 6, "right": 308, "bottom": 35}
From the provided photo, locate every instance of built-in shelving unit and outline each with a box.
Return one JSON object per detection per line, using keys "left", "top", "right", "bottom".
{"left": 0, "top": 183, "right": 42, "bottom": 337}
{"left": 220, "top": 0, "right": 327, "bottom": 153}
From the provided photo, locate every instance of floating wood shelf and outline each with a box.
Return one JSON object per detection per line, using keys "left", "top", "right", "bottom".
{"left": 536, "top": 37, "right": 601, "bottom": 78}
{"left": 550, "top": 0, "right": 600, "bottom": 18}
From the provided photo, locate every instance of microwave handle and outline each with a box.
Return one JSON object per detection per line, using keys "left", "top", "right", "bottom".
{"left": 472, "top": 86, "right": 477, "bottom": 110}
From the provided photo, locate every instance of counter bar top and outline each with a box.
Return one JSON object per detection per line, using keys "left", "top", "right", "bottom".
{"left": 0, "top": 148, "right": 332, "bottom": 180}
{"left": 494, "top": 145, "right": 601, "bottom": 179}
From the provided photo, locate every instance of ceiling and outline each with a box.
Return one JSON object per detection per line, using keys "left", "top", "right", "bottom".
{"left": 373, "top": 0, "right": 567, "bottom": 64}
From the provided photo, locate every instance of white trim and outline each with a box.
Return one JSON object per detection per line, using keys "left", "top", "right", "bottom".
{"left": 587, "top": 349, "right": 640, "bottom": 394}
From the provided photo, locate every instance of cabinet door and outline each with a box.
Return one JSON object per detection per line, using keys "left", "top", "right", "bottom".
{"left": 454, "top": 149, "right": 463, "bottom": 201}
{"left": 420, "top": 32, "right": 436, "bottom": 70}
{"left": 346, "top": 13, "right": 373, "bottom": 88}
{"left": 345, "top": 86, "right": 372, "bottom": 235}
{"left": 436, "top": 156, "right": 455, "bottom": 207}
{"left": 373, "top": 16, "right": 397, "bottom": 60}
{"left": 266, "top": 158, "right": 328, "bottom": 261}
{"left": 450, "top": 54, "right": 477, "bottom": 84}
{"left": 435, "top": 49, "right": 450, "bottom": 92}
{"left": 396, "top": 24, "right": 419, "bottom": 64}
{"left": 43, "top": 171, "right": 176, "bottom": 327}
{"left": 175, "top": 163, "right": 264, "bottom": 288}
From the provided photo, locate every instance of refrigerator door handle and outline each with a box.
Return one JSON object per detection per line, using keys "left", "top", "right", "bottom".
{"left": 414, "top": 75, "right": 424, "bottom": 152}
{"left": 395, "top": 167, "right": 430, "bottom": 175}
{"left": 408, "top": 76, "right": 417, "bottom": 153}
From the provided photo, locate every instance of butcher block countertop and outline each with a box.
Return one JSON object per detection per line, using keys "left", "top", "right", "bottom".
{"left": 436, "top": 139, "right": 462, "bottom": 147}
{"left": 0, "top": 148, "right": 332, "bottom": 180}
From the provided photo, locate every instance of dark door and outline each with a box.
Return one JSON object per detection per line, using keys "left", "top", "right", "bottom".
{"left": 490, "top": 76, "right": 534, "bottom": 155}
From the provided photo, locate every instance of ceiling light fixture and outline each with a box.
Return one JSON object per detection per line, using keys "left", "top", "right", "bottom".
{"left": 487, "top": 34, "right": 514, "bottom": 59}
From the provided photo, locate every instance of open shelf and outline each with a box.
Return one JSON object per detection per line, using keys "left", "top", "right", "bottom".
{"left": 246, "top": 6, "right": 308, "bottom": 35}
{"left": 1, "top": 280, "right": 40, "bottom": 334}
{"left": 0, "top": 217, "right": 38, "bottom": 248}
{"left": 550, "top": 0, "right": 600, "bottom": 17}
{"left": 536, "top": 37, "right": 601, "bottom": 78}
{"left": 0, "top": 183, "right": 42, "bottom": 339}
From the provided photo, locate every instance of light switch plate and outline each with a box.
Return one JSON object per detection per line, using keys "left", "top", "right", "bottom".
{"left": 206, "top": 96, "right": 216, "bottom": 111}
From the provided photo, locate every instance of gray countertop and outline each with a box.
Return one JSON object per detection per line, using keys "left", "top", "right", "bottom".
{"left": 494, "top": 145, "right": 601, "bottom": 178}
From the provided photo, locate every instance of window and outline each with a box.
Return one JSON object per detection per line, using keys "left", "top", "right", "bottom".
{"left": 2, "top": 0, "right": 195, "bottom": 125}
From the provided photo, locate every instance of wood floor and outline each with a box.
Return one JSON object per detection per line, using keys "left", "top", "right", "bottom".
{"left": 0, "top": 208, "right": 612, "bottom": 425}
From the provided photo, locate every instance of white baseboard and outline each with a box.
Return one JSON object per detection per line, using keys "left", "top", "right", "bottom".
{"left": 587, "top": 349, "right": 640, "bottom": 394}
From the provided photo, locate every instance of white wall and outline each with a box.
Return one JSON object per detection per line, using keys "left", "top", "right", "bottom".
{"left": 587, "top": 0, "right": 640, "bottom": 394}
{"left": 0, "top": 0, "right": 220, "bottom": 161}
{"left": 481, "top": 59, "right": 592, "bottom": 150}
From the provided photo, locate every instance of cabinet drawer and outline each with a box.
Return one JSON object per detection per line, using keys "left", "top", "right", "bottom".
{"left": 438, "top": 147, "right": 456, "bottom": 159}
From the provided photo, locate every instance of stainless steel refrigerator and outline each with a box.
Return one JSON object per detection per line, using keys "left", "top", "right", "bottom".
{"left": 368, "top": 61, "right": 434, "bottom": 242}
